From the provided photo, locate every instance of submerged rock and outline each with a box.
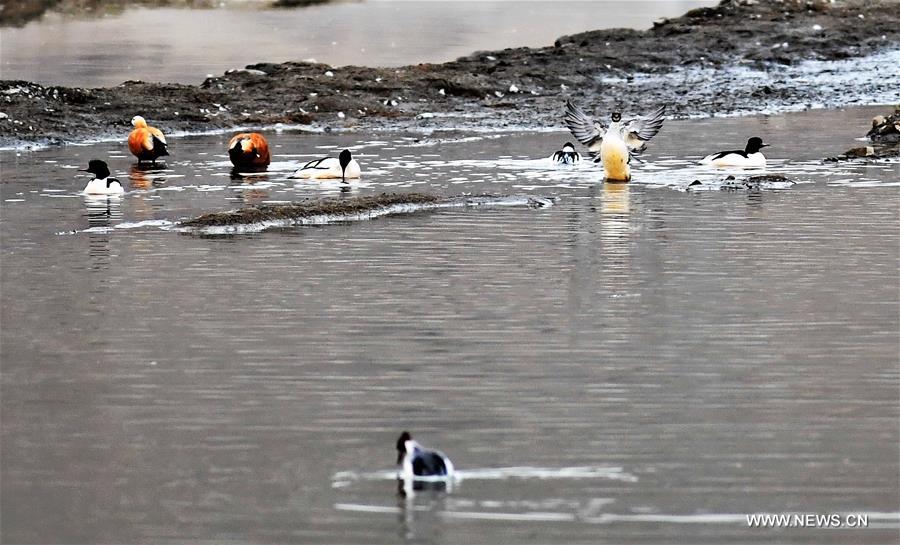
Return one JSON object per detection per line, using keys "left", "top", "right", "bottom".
{"left": 182, "top": 193, "right": 440, "bottom": 227}
{"left": 866, "top": 107, "right": 900, "bottom": 143}
{"left": 180, "top": 192, "right": 556, "bottom": 233}
{"left": 825, "top": 144, "right": 900, "bottom": 162}
{"left": 688, "top": 174, "right": 796, "bottom": 191}
{"left": 823, "top": 108, "right": 900, "bottom": 161}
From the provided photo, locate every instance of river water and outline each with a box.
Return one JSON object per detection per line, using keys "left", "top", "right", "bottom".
{"left": 0, "top": 0, "right": 714, "bottom": 87}
{"left": 1, "top": 105, "right": 898, "bottom": 543}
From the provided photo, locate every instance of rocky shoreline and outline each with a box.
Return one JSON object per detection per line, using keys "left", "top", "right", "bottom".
{"left": 1, "top": 0, "right": 898, "bottom": 148}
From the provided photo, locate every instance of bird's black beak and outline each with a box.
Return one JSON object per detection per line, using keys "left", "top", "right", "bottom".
{"left": 761, "top": 143, "right": 771, "bottom": 148}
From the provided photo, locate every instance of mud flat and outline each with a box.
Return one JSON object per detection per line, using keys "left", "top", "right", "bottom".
{"left": 1, "top": 0, "right": 898, "bottom": 148}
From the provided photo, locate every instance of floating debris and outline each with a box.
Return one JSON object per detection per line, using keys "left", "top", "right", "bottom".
{"left": 179, "top": 193, "right": 556, "bottom": 234}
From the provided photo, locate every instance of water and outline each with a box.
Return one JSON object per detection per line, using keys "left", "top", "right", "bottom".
{"left": 0, "top": 0, "right": 715, "bottom": 87}
{"left": 1, "top": 106, "right": 899, "bottom": 544}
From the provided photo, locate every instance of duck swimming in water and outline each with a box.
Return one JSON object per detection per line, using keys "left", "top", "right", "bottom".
{"left": 128, "top": 115, "right": 169, "bottom": 165}
{"left": 700, "top": 137, "right": 770, "bottom": 167}
{"left": 290, "top": 149, "right": 360, "bottom": 182}
{"left": 396, "top": 431, "right": 454, "bottom": 479}
{"left": 564, "top": 100, "right": 666, "bottom": 182}
{"left": 79, "top": 160, "right": 124, "bottom": 195}
{"left": 228, "top": 132, "right": 271, "bottom": 170}
{"left": 550, "top": 142, "right": 581, "bottom": 165}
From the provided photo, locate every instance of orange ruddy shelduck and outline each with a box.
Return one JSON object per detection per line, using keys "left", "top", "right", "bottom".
{"left": 128, "top": 115, "right": 169, "bottom": 165}
{"left": 228, "top": 133, "right": 271, "bottom": 170}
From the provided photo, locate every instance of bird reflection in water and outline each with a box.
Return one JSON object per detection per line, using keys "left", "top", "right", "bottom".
{"left": 396, "top": 478, "right": 451, "bottom": 543}
{"left": 129, "top": 164, "right": 170, "bottom": 190}
{"left": 229, "top": 168, "right": 269, "bottom": 182}
{"left": 128, "top": 165, "right": 151, "bottom": 190}
{"left": 230, "top": 171, "right": 271, "bottom": 205}
{"left": 82, "top": 195, "right": 122, "bottom": 270}
{"left": 599, "top": 181, "right": 632, "bottom": 274}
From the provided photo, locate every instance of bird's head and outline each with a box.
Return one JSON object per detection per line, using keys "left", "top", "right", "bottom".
{"left": 746, "top": 137, "right": 770, "bottom": 153}
{"left": 339, "top": 149, "right": 352, "bottom": 182}
{"left": 396, "top": 431, "right": 412, "bottom": 464}
{"left": 79, "top": 159, "right": 110, "bottom": 179}
{"left": 131, "top": 115, "right": 147, "bottom": 128}
{"left": 611, "top": 112, "right": 622, "bottom": 123}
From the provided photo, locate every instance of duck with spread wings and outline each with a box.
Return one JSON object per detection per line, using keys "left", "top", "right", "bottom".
{"left": 564, "top": 100, "right": 666, "bottom": 182}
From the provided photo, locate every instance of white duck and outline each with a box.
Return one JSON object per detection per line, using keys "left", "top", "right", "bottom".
{"left": 550, "top": 142, "right": 581, "bottom": 165}
{"left": 700, "top": 137, "right": 770, "bottom": 167}
{"left": 564, "top": 101, "right": 666, "bottom": 182}
{"left": 79, "top": 160, "right": 124, "bottom": 195}
{"left": 396, "top": 431, "right": 454, "bottom": 480}
{"left": 291, "top": 149, "right": 361, "bottom": 181}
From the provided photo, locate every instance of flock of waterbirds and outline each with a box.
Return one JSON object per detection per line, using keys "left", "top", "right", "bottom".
{"left": 76, "top": 101, "right": 773, "bottom": 195}
{"left": 72, "top": 100, "right": 778, "bottom": 488}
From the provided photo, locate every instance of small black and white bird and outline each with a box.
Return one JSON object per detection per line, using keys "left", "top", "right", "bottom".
{"left": 396, "top": 431, "right": 454, "bottom": 479}
{"left": 290, "top": 149, "right": 360, "bottom": 182}
{"left": 700, "top": 137, "right": 770, "bottom": 167}
{"left": 550, "top": 142, "right": 581, "bottom": 165}
{"left": 79, "top": 160, "right": 124, "bottom": 195}
{"left": 564, "top": 100, "right": 666, "bottom": 182}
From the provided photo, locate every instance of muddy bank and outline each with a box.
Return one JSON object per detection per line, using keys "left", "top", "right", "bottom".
{"left": 1, "top": 0, "right": 899, "bottom": 148}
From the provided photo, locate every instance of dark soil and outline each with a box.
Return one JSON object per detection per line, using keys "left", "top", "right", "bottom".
{"left": 2, "top": 0, "right": 898, "bottom": 148}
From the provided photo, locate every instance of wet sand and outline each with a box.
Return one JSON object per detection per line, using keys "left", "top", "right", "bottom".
{"left": 1, "top": 0, "right": 899, "bottom": 148}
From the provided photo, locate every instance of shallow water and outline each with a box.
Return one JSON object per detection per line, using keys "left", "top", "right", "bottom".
{"left": 1, "top": 106, "right": 899, "bottom": 544}
{"left": 0, "top": 1, "right": 715, "bottom": 87}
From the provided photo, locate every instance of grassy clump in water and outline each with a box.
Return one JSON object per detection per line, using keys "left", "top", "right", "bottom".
{"left": 181, "top": 193, "right": 441, "bottom": 227}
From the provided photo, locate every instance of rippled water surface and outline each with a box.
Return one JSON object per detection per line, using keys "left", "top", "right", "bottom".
{"left": 2, "top": 106, "right": 899, "bottom": 544}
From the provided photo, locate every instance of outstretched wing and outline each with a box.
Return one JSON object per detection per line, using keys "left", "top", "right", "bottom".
{"left": 621, "top": 105, "right": 666, "bottom": 153}
{"left": 564, "top": 100, "right": 607, "bottom": 155}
